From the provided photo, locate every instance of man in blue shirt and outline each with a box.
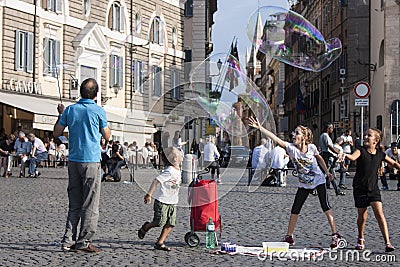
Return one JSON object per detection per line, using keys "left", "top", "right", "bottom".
{"left": 54, "top": 78, "right": 111, "bottom": 253}
{"left": 7, "top": 131, "right": 32, "bottom": 177}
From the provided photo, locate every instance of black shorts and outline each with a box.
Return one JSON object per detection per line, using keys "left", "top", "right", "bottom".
{"left": 353, "top": 190, "right": 382, "bottom": 208}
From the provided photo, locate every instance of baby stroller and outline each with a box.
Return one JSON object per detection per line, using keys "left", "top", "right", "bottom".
{"left": 185, "top": 169, "right": 222, "bottom": 247}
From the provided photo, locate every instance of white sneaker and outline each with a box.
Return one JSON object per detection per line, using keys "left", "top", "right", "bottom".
{"left": 217, "top": 179, "right": 222, "bottom": 184}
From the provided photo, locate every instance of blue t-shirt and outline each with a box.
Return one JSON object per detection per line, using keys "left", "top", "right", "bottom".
{"left": 59, "top": 98, "right": 108, "bottom": 162}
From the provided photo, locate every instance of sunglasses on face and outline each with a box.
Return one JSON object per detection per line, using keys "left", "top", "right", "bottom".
{"left": 291, "top": 130, "right": 302, "bottom": 136}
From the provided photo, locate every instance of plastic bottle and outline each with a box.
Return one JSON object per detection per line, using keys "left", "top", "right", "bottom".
{"left": 206, "top": 217, "right": 215, "bottom": 249}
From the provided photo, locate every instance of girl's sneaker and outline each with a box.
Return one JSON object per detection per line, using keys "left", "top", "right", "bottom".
{"left": 330, "top": 233, "right": 342, "bottom": 250}
{"left": 284, "top": 235, "right": 295, "bottom": 246}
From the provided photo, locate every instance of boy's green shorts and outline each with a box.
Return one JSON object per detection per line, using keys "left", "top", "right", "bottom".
{"left": 153, "top": 199, "right": 177, "bottom": 227}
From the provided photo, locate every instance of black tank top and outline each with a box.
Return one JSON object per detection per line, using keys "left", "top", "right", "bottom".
{"left": 353, "top": 146, "right": 386, "bottom": 192}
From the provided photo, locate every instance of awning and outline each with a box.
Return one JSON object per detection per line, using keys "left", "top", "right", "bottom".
{"left": 0, "top": 91, "right": 75, "bottom": 116}
{"left": 0, "top": 91, "right": 156, "bottom": 136}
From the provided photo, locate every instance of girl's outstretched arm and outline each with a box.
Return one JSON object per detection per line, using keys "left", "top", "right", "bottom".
{"left": 384, "top": 155, "right": 400, "bottom": 170}
{"left": 341, "top": 149, "right": 361, "bottom": 161}
{"left": 248, "top": 117, "right": 286, "bottom": 148}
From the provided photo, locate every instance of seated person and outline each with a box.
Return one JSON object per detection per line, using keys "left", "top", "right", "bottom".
{"left": 7, "top": 132, "right": 32, "bottom": 177}
{"left": 27, "top": 133, "right": 48, "bottom": 178}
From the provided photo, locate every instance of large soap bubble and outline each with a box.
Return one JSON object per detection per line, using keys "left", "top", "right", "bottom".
{"left": 190, "top": 53, "right": 276, "bottom": 137}
{"left": 247, "top": 6, "right": 342, "bottom": 72}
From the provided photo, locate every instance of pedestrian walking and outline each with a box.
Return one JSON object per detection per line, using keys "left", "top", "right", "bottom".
{"left": 319, "top": 123, "right": 345, "bottom": 195}
{"left": 138, "top": 147, "right": 183, "bottom": 251}
{"left": 339, "top": 128, "right": 400, "bottom": 252}
{"left": 54, "top": 78, "right": 111, "bottom": 253}
{"left": 249, "top": 117, "right": 342, "bottom": 250}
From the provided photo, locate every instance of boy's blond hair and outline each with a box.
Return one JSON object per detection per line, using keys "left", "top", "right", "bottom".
{"left": 162, "top": 147, "right": 181, "bottom": 166}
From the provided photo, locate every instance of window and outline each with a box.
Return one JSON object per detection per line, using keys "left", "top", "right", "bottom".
{"left": 185, "top": 0, "right": 193, "bottom": 17}
{"left": 170, "top": 70, "right": 180, "bottom": 99}
{"left": 134, "top": 60, "right": 146, "bottom": 93}
{"left": 83, "top": 0, "right": 90, "bottom": 16}
{"left": 152, "top": 65, "right": 162, "bottom": 97}
{"left": 43, "top": 0, "right": 62, "bottom": 13}
{"left": 110, "top": 55, "right": 123, "bottom": 87}
{"left": 43, "top": 37, "right": 61, "bottom": 77}
{"left": 15, "top": 30, "right": 34, "bottom": 73}
{"left": 134, "top": 12, "right": 141, "bottom": 33}
{"left": 108, "top": 1, "right": 125, "bottom": 32}
{"left": 150, "top": 17, "right": 164, "bottom": 45}
{"left": 171, "top": 27, "right": 178, "bottom": 47}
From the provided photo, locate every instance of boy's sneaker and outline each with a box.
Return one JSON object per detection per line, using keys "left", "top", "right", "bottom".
{"left": 284, "top": 235, "right": 295, "bottom": 246}
{"left": 330, "top": 233, "right": 342, "bottom": 250}
{"left": 61, "top": 243, "right": 76, "bottom": 252}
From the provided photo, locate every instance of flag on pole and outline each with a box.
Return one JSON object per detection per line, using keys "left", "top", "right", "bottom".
{"left": 225, "top": 40, "right": 241, "bottom": 90}
{"left": 296, "top": 87, "right": 307, "bottom": 114}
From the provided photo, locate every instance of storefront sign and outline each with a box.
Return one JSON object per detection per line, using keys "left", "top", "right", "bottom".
{"left": 7, "top": 79, "right": 42, "bottom": 94}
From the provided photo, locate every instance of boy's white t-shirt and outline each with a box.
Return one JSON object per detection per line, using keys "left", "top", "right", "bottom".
{"left": 154, "top": 166, "right": 182, "bottom": 205}
{"left": 285, "top": 142, "right": 326, "bottom": 189}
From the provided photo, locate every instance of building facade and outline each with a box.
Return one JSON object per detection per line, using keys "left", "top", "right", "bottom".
{"left": 0, "top": 0, "right": 189, "bottom": 146}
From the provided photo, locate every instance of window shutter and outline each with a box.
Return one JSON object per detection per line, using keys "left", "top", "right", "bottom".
{"left": 134, "top": 60, "right": 138, "bottom": 92}
{"left": 41, "top": 0, "right": 47, "bottom": 9}
{"left": 176, "top": 72, "right": 180, "bottom": 99}
{"left": 149, "top": 21, "right": 154, "bottom": 42}
{"left": 44, "top": 37, "right": 50, "bottom": 74}
{"left": 118, "top": 56, "right": 123, "bottom": 86}
{"left": 56, "top": 0, "right": 62, "bottom": 13}
{"left": 110, "top": 55, "right": 114, "bottom": 85}
{"left": 15, "top": 30, "right": 21, "bottom": 71}
{"left": 159, "top": 24, "right": 164, "bottom": 45}
{"left": 108, "top": 6, "right": 113, "bottom": 29}
{"left": 26, "top": 32, "right": 34, "bottom": 73}
{"left": 55, "top": 40, "right": 61, "bottom": 72}
{"left": 120, "top": 6, "right": 125, "bottom": 32}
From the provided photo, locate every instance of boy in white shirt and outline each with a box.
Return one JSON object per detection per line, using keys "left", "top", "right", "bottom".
{"left": 138, "top": 147, "right": 183, "bottom": 251}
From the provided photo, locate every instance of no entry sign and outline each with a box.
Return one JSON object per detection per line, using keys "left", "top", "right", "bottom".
{"left": 354, "top": 82, "right": 370, "bottom": 98}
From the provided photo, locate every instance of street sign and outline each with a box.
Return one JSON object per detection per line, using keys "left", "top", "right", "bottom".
{"left": 354, "top": 82, "right": 370, "bottom": 98}
{"left": 355, "top": 98, "right": 369, "bottom": 106}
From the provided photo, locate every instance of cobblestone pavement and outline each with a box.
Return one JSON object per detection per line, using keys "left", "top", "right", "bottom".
{"left": 0, "top": 166, "right": 399, "bottom": 266}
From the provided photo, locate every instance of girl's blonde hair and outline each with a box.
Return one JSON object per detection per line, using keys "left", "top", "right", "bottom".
{"left": 369, "top": 128, "right": 382, "bottom": 148}
{"left": 297, "top": 125, "right": 313, "bottom": 145}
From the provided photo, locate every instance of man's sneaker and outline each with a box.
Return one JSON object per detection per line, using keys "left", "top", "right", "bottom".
{"left": 35, "top": 171, "right": 41, "bottom": 177}
{"left": 284, "top": 235, "right": 295, "bottom": 246}
{"left": 19, "top": 172, "right": 24, "bottom": 178}
{"left": 381, "top": 186, "right": 389, "bottom": 191}
{"left": 76, "top": 243, "right": 102, "bottom": 253}
{"left": 330, "top": 233, "right": 342, "bottom": 250}
{"left": 62, "top": 243, "right": 76, "bottom": 252}
{"left": 339, "top": 184, "right": 348, "bottom": 190}
{"left": 5, "top": 172, "right": 12, "bottom": 178}
{"left": 217, "top": 179, "right": 222, "bottom": 184}
{"left": 336, "top": 191, "right": 346, "bottom": 196}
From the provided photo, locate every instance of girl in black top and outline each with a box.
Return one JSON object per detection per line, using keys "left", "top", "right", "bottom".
{"left": 341, "top": 128, "right": 400, "bottom": 252}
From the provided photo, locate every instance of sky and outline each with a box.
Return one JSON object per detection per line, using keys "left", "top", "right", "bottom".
{"left": 212, "top": 0, "right": 291, "bottom": 68}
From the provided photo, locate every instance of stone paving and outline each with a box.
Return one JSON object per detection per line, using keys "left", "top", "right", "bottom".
{"left": 0, "top": 166, "right": 399, "bottom": 266}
